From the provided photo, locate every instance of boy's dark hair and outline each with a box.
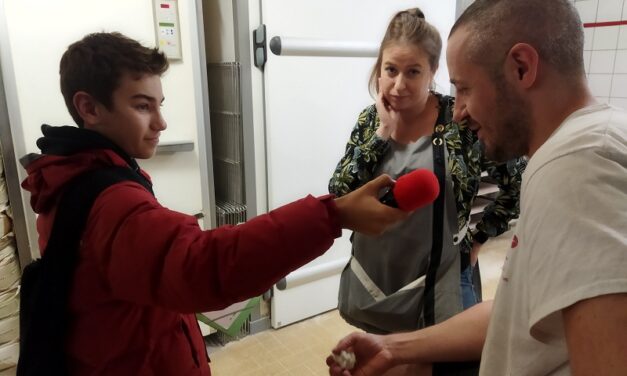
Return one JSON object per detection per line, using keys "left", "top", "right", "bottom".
{"left": 59, "top": 32, "right": 169, "bottom": 127}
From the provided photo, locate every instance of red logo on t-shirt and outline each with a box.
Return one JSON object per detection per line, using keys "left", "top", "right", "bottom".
{"left": 511, "top": 235, "right": 519, "bottom": 248}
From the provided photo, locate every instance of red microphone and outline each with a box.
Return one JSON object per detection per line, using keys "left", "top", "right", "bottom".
{"left": 379, "top": 169, "right": 440, "bottom": 212}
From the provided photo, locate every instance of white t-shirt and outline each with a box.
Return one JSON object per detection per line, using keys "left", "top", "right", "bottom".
{"left": 480, "top": 104, "right": 627, "bottom": 376}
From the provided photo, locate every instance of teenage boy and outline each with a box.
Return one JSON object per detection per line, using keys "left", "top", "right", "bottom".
{"left": 21, "top": 32, "right": 407, "bottom": 375}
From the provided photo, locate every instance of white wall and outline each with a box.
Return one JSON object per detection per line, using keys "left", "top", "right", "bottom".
{"left": 1, "top": 0, "right": 211, "bottom": 256}
{"left": 577, "top": 0, "right": 627, "bottom": 109}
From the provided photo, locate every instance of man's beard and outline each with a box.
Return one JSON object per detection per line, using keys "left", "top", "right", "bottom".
{"left": 483, "top": 80, "right": 531, "bottom": 162}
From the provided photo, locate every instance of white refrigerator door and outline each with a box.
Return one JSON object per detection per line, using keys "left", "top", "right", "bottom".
{"left": 261, "top": 0, "right": 456, "bottom": 328}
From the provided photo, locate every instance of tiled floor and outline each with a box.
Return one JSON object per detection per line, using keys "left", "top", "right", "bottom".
{"left": 208, "top": 310, "right": 360, "bottom": 375}
{"left": 207, "top": 229, "right": 513, "bottom": 375}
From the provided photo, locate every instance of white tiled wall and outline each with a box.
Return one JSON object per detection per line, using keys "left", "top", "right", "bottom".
{"left": 576, "top": 0, "right": 627, "bottom": 109}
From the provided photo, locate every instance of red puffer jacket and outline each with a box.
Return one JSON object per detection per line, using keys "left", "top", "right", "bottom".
{"left": 21, "top": 146, "right": 341, "bottom": 375}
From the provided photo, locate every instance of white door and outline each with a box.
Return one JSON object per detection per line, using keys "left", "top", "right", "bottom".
{"left": 261, "top": 0, "right": 456, "bottom": 328}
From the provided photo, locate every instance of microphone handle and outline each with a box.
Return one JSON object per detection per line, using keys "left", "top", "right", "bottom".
{"left": 378, "top": 186, "right": 399, "bottom": 208}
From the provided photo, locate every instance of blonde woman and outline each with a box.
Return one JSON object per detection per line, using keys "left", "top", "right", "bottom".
{"left": 329, "top": 8, "right": 526, "bottom": 375}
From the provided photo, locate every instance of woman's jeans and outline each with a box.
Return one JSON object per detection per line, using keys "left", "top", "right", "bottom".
{"left": 461, "top": 264, "right": 478, "bottom": 309}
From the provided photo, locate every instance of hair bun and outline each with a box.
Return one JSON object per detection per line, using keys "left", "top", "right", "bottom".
{"left": 413, "top": 8, "right": 425, "bottom": 20}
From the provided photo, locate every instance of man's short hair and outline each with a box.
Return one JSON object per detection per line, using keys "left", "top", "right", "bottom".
{"left": 59, "top": 32, "right": 169, "bottom": 127}
{"left": 450, "top": 0, "right": 584, "bottom": 77}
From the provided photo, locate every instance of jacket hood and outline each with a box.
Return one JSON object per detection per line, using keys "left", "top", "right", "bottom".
{"left": 21, "top": 124, "right": 149, "bottom": 213}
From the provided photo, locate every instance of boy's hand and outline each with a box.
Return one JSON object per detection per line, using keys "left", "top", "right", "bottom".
{"left": 334, "top": 174, "right": 408, "bottom": 235}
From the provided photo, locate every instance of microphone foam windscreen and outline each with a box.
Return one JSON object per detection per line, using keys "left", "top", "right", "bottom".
{"left": 393, "top": 169, "right": 440, "bottom": 212}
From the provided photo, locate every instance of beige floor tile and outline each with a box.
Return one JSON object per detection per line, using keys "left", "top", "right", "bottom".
{"left": 479, "top": 228, "right": 513, "bottom": 300}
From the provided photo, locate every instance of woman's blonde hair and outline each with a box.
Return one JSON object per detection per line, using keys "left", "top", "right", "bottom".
{"left": 369, "top": 8, "right": 442, "bottom": 96}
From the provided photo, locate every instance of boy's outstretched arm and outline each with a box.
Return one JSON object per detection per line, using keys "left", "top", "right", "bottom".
{"left": 90, "top": 174, "right": 406, "bottom": 313}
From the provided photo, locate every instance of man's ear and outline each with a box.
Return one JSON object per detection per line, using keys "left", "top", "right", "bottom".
{"left": 72, "top": 91, "right": 101, "bottom": 128}
{"left": 505, "top": 43, "right": 539, "bottom": 89}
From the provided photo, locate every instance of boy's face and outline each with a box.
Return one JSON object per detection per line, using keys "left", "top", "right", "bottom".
{"left": 88, "top": 72, "right": 166, "bottom": 159}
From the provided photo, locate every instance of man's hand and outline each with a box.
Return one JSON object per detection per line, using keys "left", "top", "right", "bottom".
{"left": 334, "top": 174, "right": 408, "bottom": 235}
{"left": 328, "top": 302, "right": 493, "bottom": 375}
{"left": 326, "top": 332, "right": 395, "bottom": 376}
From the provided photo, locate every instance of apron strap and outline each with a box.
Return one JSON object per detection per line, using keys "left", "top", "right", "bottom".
{"left": 350, "top": 258, "right": 427, "bottom": 302}
{"left": 423, "top": 119, "right": 447, "bottom": 326}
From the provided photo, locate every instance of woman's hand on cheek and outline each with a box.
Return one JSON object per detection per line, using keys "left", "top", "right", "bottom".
{"left": 375, "top": 79, "right": 400, "bottom": 140}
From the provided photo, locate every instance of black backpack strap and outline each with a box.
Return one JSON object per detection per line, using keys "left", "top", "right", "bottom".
{"left": 18, "top": 166, "right": 152, "bottom": 376}
{"left": 46, "top": 167, "right": 151, "bottom": 253}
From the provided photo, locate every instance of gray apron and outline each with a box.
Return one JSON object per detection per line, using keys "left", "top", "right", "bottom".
{"left": 338, "top": 136, "right": 463, "bottom": 334}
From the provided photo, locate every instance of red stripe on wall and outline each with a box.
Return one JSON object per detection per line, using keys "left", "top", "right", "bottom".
{"left": 583, "top": 20, "right": 627, "bottom": 28}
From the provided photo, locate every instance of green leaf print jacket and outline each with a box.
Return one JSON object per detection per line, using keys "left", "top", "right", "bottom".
{"left": 328, "top": 94, "right": 527, "bottom": 254}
